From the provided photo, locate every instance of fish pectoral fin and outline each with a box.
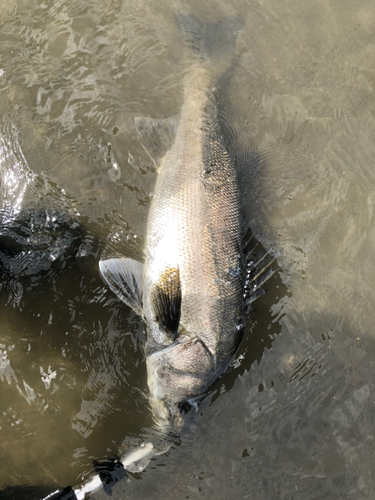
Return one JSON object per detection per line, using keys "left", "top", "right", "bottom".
{"left": 135, "top": 116, "right": 179, "bottom": 166}
{"left": 99, "top": 257, "right": 144, "bottom": 316}
{"left": 151, "top": 266, "right": 181, "bottom": 336}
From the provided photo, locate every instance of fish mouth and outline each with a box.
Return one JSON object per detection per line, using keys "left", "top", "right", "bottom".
{"left": 149, "top": 389, "right": 201, "bottom": 433}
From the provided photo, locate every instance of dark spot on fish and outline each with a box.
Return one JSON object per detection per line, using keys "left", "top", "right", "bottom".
{"left": 178, "top": 401, "right": 192, "bottom": 415}
{"left": 227, "top": 266, "right": 240, "bottom": 278}
{"left": 151, "top": 266, "right": 181, "bottom": 336}
{"left": 201, "top": 139, "right": 231, "bottom": 191}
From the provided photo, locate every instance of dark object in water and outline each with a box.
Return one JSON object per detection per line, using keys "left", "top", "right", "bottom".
{"left": 93, "top": 456, "right": 128, "bottom": 496}
{"left": 0, "top": 207, "right": 97, "bottom": 278}
{"left": 0, "top": 485, "right": 61, "bottom": 500}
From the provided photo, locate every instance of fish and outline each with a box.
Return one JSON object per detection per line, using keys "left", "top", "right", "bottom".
{"left": 101, "top": 73, "right": 243, "bottom": 428}
{"left": 99, "top": 16, "right": 275, "bottom": 435}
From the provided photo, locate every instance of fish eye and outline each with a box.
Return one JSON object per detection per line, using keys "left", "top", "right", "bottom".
{"left": 178, "top": 401, "right": 192, "bottom": 416}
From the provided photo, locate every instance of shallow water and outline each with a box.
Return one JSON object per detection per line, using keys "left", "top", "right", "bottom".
{"left": 0, "top": 0, "right": 374, "bottom": 498}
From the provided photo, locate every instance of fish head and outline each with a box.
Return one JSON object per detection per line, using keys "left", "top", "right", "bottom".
{"left": 146, "top": 336, "right": 215, "bottom": 430}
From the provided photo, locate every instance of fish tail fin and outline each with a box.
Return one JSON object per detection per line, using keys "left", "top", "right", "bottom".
{"left": 176, "top": 15, "right": 242, "bottom": 64}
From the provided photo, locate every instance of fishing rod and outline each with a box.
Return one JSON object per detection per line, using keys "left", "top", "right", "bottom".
{"left": 42, "top": 441, "right": 159, "bottom": 500}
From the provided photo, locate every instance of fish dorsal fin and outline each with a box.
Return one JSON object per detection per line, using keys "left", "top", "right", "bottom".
{"left": 242, "top": 228, "right": 281, "bottom": 314}
{"left": 135, "top": 116, "right": 179, "bottom": 166}
{"left": 151, "top": 266, "right": 181, "bottom": 337}
{"left": 99, "top": 257, "right": 144, "bottom": 316}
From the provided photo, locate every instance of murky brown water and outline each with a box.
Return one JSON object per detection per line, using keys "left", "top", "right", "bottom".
{"left": 0, "top": 0, "right": 374, "bottom": 499}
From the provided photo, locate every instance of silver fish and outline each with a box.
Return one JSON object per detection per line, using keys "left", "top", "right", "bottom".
{"left": 100, "top": 18, "right": 279, "bottom": 441}
{"left": 103, "top": 77, "right": 242, "bottom": 426}
{"left": 99, "top": 19, "right": 248, "bottom": 435}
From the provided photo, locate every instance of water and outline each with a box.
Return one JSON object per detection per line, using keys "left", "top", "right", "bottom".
{"left": 0, "top": 0, "right": 374, "bottom": 498}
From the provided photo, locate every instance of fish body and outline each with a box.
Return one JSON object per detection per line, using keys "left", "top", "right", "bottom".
{"left": 100, "top": 62, "right": 244, "bottom": 429}
{"left": 143, "top": 65, "right": 243, "bottom": 424}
